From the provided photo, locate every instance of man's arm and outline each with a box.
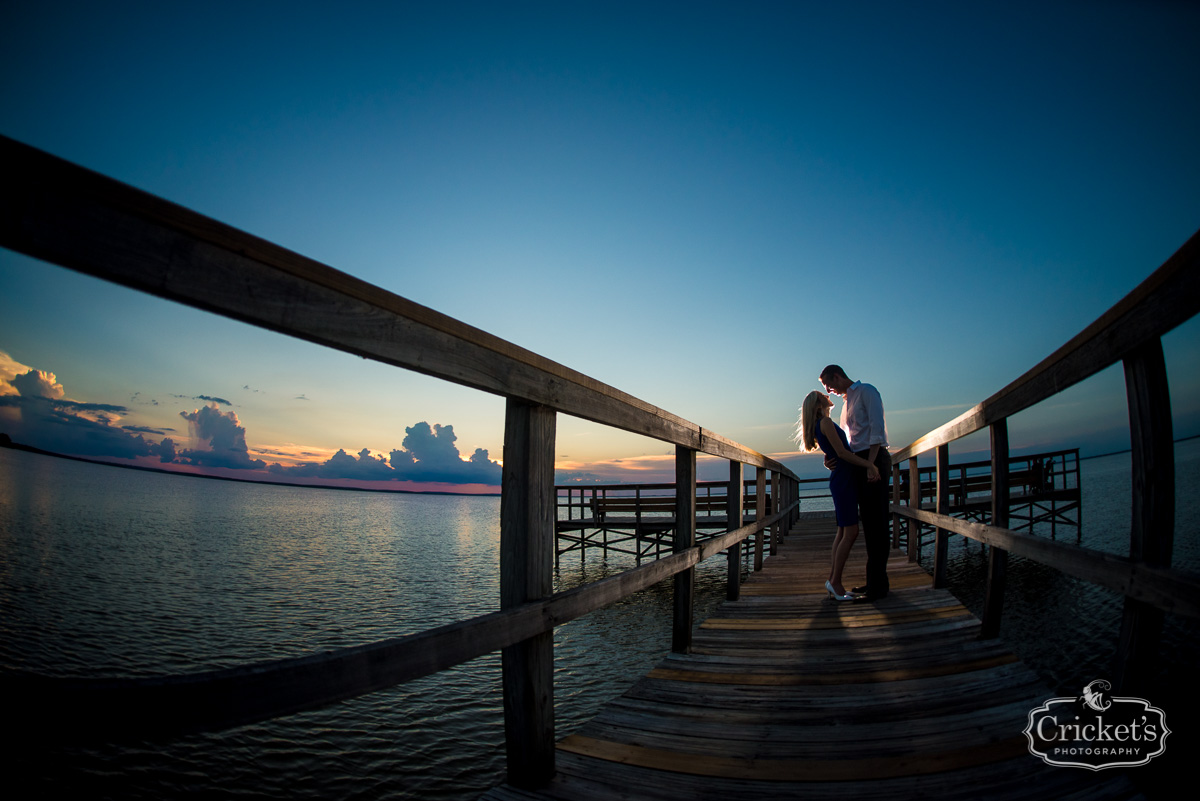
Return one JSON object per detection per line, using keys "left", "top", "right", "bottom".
{"left": 862, "top": 385, "right": 887, "bottom": 452}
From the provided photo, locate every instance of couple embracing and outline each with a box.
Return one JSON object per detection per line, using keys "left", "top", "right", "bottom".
{"left": 797, "top": 365, "right": 892, "bottom": 602}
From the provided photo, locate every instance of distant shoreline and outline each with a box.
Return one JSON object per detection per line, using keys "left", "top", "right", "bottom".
{"left": 0, "top": 437, "right": 501, "bottom": 497}
{"left": 5, "top": 433, "right": 1197, "bottom": 495}
{"left": 1078, "top": 432, "right": 1200, "bottom": 461}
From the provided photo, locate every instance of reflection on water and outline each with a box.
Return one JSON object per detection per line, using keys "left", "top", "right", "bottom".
{"left": 1, "top": 441, "right": 1196, "bottom": 798}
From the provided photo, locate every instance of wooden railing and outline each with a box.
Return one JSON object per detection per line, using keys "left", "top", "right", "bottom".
{"left": 887, "top": 227, "right": 1200, "bottom": 694}
{"left": 0, "top": 136, "right": 799, "bottom": 788}
{"left": 555, "top": 479, "right": 787, "bottom": 568}
{"left": 895, "top": 448, "right": 1081, "bottom": 544}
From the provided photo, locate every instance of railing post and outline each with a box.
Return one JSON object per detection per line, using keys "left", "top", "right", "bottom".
{"left": 981, "top": 420, "right": 1010, "bottom": 639}
{"left": 891, "top": 463, "right": 902, "bottom": 547}
{"left": 499, "top": 399, "right": 557, "bottom": 788}
{"left": 770, "top": 470, "right": 781, "bottom": 555}
{"left": 1114, "top": 339, "right": 1175, "bottom": 695}
{"left": 788, "top": 475, "right": 798, "bottom": 533}
{"left": 727, "top": 461, "right": 744, "bottom": 600}
{"left": 673, "top": 446, "right": 697, "bottom": 654}
{"left": 907, "top": 456, "right": 920, "bottom": 560}
{"left": 933, "top": 445, "right": 950, "bottom": 588}
{"left": 754, "top": 468, "right": 766, "bottom": 571}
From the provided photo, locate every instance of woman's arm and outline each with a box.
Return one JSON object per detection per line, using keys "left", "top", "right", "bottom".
{"left": 819, "top": 418, "right": 880, "bottom": 479}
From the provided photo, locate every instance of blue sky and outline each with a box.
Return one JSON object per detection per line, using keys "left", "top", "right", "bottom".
{"left": 2, "top": 1, "right": 1198, "bottom": 489}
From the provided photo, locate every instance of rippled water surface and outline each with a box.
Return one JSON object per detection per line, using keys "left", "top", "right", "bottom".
{"left": 0, "top": 447, "right": 734, "bottom": 799}
{"left": 2, "top": 441, "right": 1196, "bottom": 798}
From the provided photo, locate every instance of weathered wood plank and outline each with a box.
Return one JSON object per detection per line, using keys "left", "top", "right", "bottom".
{"left": 556, "top": 733, "right": 1031, "bottom": 781}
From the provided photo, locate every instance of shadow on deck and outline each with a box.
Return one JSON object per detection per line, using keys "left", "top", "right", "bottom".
{"left": 482, "top": 514, "right": 1142, "bottom": 800}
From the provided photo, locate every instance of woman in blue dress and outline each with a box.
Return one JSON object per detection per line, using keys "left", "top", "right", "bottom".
{"left": 797, "top": 390, "right": 880, "bottom": 601}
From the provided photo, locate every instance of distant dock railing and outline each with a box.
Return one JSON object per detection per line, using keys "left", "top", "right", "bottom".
{"left": 0, "top": 136, "right": 800, "bottom": 788}
{"left": 886, "top": 227, "right": 1200, "bottom": 692}
{"left": 898, "top": 448, "right": 1082, "bottom": 548}
{"left": 556, "top": 479, "right": 780, "bottom": 565}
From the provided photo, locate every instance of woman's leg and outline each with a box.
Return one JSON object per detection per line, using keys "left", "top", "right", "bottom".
{"left": 830, "top": 523, "right": 860, "bottom": 594}
{"left": 829, "top": 527, "right": 848, "bottom": 580}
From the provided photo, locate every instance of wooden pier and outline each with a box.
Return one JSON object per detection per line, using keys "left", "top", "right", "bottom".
{"left": 484, "top": 513, "right": 1141, "bottom": 801}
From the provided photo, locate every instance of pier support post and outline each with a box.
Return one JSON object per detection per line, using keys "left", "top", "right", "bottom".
{"left": 673, "top": 446, "right": 697, "bottom": 654}
{"left": 891, "top": 463, "right": 902, "bottom": 548}
{"left": 1114, "top": 339, "right": 1174, "bottom": 696}
{"left": 933, "top": 446, "right": 950, "bottom": 588}
{"left": 727, "top": 461, "right": 743, "bottom": 600}
{"left": 981, "top": 420, "right": 1009, "bottom": 639}
{"left": 771, "top": 470, "right": 781, "bottom": 555}
{"left": 907, "top": 457, "right": 920, "bottom": 560}
{"left": 754, "top": 468, "right": 766, "bottom": 571}
{"left": 499, "top": 399, "right": 557, "bottom": 788}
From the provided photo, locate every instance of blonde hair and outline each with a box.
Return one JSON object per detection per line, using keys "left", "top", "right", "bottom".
{"left": 796, "top": 390, "right": 829, "bottom": 452}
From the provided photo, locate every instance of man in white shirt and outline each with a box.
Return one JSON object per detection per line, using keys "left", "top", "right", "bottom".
{"left": 820, "top": 364, "right": 892, "bottom": 600}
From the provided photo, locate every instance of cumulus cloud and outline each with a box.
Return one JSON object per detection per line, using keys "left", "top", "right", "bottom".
{"left": 0, "top": 350, "right": 155, "bottom": 459}
{"left": 269, "top": 422, "right": 501, "bottom": 485}
{"left": 177, "top": 404, "right": 265, "bottom": 470}
{"left": 1, "top": 350, "right": 500, "bottom": 488}
{"left": 11, "top": 368, "right": 66, "bottom": 399}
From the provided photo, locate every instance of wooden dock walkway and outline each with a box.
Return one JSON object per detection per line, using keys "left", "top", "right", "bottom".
{"left": 483, "top": 514, "right": 1142, "bottom": 800}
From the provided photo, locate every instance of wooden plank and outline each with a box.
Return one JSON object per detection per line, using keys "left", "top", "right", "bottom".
{"left": 518, "top": 748, "right": 1121, "bottom": 801}
{"left": 557, "top": 733, "right": 1031, "bottom": 781}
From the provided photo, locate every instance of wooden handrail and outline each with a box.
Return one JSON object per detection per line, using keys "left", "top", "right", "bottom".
{"left": 0, "top": 135, "right": 794, "bottom": 477}
{"left": 892, "top": 506, "right": 1200, "bottom": 619}
{"left": 892, "top": 229, "right": 1199, "bottom": 462}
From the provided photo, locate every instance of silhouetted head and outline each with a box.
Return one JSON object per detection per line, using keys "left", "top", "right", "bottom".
{"left": 819, "top": 364, "right": 852, "bottom": 395}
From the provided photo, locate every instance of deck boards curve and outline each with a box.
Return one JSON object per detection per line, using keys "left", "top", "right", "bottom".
{"left": 482, "top": 514, "right": 1142, "bottom": 800}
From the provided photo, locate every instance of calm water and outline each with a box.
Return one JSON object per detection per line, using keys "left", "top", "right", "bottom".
{"left": 1, "top": 441, "right": 1196, "bottom": 798}
{"left": 0, "top": 447, "right": 731, "bottom": 799}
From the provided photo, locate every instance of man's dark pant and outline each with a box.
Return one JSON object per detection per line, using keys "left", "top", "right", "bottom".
{"left": 855, "top": 448, "right": 892, "bottom": 596}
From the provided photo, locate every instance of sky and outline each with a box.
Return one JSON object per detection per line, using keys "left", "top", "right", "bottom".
{"left": 2, "top": 1, "right": 1199, "bottom": 492}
